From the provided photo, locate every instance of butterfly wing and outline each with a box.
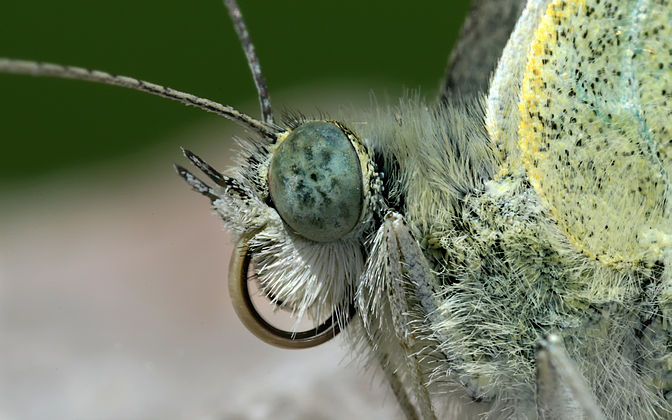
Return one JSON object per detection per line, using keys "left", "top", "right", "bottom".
{"left": 486, "top": 0, "right": 554, "bottom": 171}
{"left": 517, "top": 0, "right": 672, "bottom": 265}
{"left": 441, "top": 0, "right": 526, "bottom": 99}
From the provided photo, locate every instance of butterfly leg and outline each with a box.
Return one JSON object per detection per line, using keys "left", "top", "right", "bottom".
{"left": 360, "top": 212, "right": 439, "bottom": 420}
{"left": 536, "top": 334, "right": 605, "bottom": 420}
{"left": 373, "top": 342, "right": 421, "bottom": 420}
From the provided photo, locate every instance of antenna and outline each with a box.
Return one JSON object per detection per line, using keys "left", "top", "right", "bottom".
{"left": 0, "top": 58, "right": 280, "bottom": 141}
{"left": 224, "top": 0, "right": 274, "bottom": 124}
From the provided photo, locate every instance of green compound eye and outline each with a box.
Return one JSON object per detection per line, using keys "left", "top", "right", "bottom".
{"left": 268, "top": 121, "right": 364, "bottom": 242}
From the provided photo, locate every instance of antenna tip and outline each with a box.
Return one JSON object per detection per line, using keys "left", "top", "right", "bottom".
{"left": 174, "top": 163, "right": 186, "bottom": 175}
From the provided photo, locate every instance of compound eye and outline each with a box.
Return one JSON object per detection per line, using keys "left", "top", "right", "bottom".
{"left": 268, "top": 121, "right": 364, "bottom": 242}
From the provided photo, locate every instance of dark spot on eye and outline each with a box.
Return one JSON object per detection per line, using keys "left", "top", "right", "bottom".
{"left": 317, "top": 188, "right": 332, "bottom": 205}
{"left": 310, "top": 215, "right": 325, "bottom": 229}
{"left": 299, "top": 190, "right": 315, "bottom": 207}
{"left": 291, "top": 164, "right": 303, "bottom": 176}
{"left": 321, "top": 150, "right": 332, "bottom": 165}
{"left": 310, "top": 173, "right": 317, "bottom": 181}
{"left": 295, "top": 179, "right": 306, "bottom": 192}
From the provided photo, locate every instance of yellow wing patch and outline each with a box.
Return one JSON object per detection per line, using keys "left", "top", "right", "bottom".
{"left": 519, "top": 0, "right": 672, "bottom": 265}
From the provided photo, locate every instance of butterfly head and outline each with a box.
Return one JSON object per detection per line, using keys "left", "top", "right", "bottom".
{"left": 178, "top": 114, "right": 383, "bottom": 348}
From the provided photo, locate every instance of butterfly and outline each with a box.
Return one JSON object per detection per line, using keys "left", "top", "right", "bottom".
{"left": 1, "top": 0, "right": 670, "bottom": 418}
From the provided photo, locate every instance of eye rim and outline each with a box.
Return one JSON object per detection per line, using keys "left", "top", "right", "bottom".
{"left": 267, "top": 120, "right": 367, "bottom": 243}
{"left": 228, "top": 232, "right": 356, "bottom": 349}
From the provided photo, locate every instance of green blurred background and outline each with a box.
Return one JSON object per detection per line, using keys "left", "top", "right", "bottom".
{"left": 0, "top": 1, "right": 470, "bottom": 184}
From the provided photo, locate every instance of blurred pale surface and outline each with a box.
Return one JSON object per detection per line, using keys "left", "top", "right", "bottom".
{"left": 0, "top": 119, "right": 400, "bottom": 420}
